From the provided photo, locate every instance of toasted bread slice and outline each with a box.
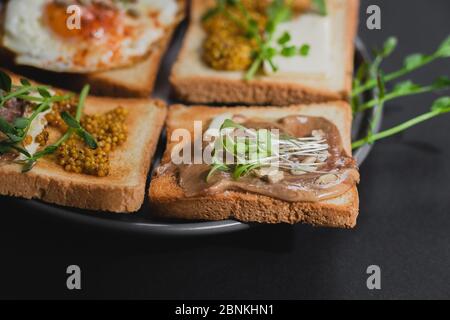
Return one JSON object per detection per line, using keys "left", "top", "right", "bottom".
{"left": 149, "top": 103, "right": 359, "bottom": 228}
{"left": 0, "top": 76, "right": 167, "bottom": 213}
{"left": 171, "top": 0, "right": 359, "bottom": 105}
{"left": 0, "top": 0, "right": 186, "bottom": 98}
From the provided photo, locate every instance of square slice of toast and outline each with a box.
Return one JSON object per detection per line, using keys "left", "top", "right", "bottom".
{"left": 0, "top": 88, "right": 167, "bottom": 213}
{"left": 0, "top": 0, "right": 186, "bottom": 98}
{"left": 149, "top": 103, "right": 359, "bottom": 228}
{"left": 171, "top": 0, "right": 359, "bottom": 105}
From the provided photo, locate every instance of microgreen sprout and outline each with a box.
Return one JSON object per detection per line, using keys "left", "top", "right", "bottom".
{"left": 352, "top": 35, "right": 450, "bottom": 150}
{"left": 0, "top": 70, "right": 97, "bottom": 173}
{"left": 202, "top": 0, "right": 312, "bottom": 81}
{"left": 206, "top": 119, "right": 329, "bottom": 181}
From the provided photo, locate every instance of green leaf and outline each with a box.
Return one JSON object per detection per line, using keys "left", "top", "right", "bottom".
{"left": 77, "top": 129, "right": 98, "bottom": 149}
{"left": 221, "top": 119, "right": 246, "bottom": 130}
{"left": 0, "top": 70, "right": 12, "bottom": 92}
{"left": 6, "top": 133, "right": 23, "bottom": 143}
{"left": 13, "top": 117, "right": 30, "bottom": 129}
{"left": 299, "top": 44, "right": 310, "bottom": 56}
{"left": 267, "top": 0, "right": 292, "bottom": 33}
{"left": 277, "top": 32, "right": 291, "bottom": 45}
{"left": 38, "top": 87, "right": 51, "bottom": 98}
{"left": 312, "top": 0, "right": 327, "bottom": 16}
{"left": 436, "top": 35, "right": 450, "bottom": 57}
{"left": 232, "top": 163, "right": 263, "bottom": 180}
{"left": 206, "top": 163, "right": 229, "bottom": 182}
{"left": 61, "top": 111, "right": 81, "bottom": 129}
{"left": 20, "top": 78, "right": 31, "bottom": 86}
{"left": 431, "top": 96, "right": 450, "bottom": 112}
{"left": 0, "top": 117, "right": 15, "bottom": 134}
{"left": 246, "top": 19, "right": 259, "bottom": 38}
{"left": 264, "top": 47, "right": 277, "bottom": 59}
{"left": 432, "top": 76, "right": 450, "bottom": 89}
{"left": 404, "top": 54, "right": 427, "bottom": 70}
{"left": 266, "top": 20, "right": 276, "bottom": 34}
{"left": 61, "top": 109, "right": 97, "bottom": 149}
{"left": 0, "top": 144, "right": 11, "bottom": 154}
{"left": 393, "top": 80, "right": 421, "bottom": 94}
{"left": 381, "top": 37, "right": 398, "bottom": 57}
{"left": 281, "top": 46, "right": 297, "bottom": 57}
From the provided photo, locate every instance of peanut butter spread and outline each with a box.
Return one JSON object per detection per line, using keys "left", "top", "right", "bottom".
{"left": 160, "top": 115, "right": 360, "bottom": 202}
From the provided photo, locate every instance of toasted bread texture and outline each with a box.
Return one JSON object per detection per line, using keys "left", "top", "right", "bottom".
{"left": 0, "top": 75, "right": 167, "bottom": 213}
{"left": 171, "top": 0, "right": 359, "bottom": 105}
{"left": 0, "top": 0, "right": 186, "bottom": 98}
{"left": 149, "top": 103, "right": 359, "bottom": 228}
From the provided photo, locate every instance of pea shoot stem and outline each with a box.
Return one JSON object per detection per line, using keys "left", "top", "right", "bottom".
{"left": 22, "top": 85, "right": 91, "bottom": 168}
{"left": 352, "top": 108, "right": 447, "bottom": 149}
{"left": 0, "top": 85, "right": 52, "bottom": 107}
{"left": 54, "top": 84, "right": 90, "bottom": 147}
{"left": 352, "top": 54, "right": 438, "bottom": 97}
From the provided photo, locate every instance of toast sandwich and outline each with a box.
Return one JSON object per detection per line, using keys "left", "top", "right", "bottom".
{"left": 149, "top": 103, "right": 360, "bottom": 228}
{"left": 171, "top": 0, "right": 359, "bottom": 105}
{"left": 0, "top": 0, "right": 186, "bottom": 98}
{"left": 0, "top": 73, "right": 167, "bottom": 212}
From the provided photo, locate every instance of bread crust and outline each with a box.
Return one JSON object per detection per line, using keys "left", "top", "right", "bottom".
{"left": 0, "top": 74, "right": 168, "bottom": 212}
{"left": 149, "top": 103, "right": 359, "bottom": 228}
{"left": 0, "top": 0, "right": 186, "bottom": 98}
{"left": 150, "top": 177, "right": 359, "bottom": 228}
{"left": 171, "top": 0, "right": 360, "bottom": 105}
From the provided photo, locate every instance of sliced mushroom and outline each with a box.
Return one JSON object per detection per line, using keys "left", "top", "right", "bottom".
{"left": 254, "top": 166, "right": 285, "bottom": 184}
{"left": 291, "top": 163, "right": 318, "bottom": 173}
{"left": 290, "top": 169, "right": 307, "bottom": 176}
{"left": 267, "top": 171, "right": 284, "bottom": 184}
{"left": 316, "top": 174, "right": 339, "bottom": 185}
{"left": 301, "top": 156, "right": 317, "bottom": 164}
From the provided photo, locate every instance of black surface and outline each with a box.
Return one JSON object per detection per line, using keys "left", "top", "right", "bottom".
{"left": 0, "top": 0, "right": 449, "bottom": 300}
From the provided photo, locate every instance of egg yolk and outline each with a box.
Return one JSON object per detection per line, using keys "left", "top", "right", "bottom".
{"left": 44, "top": 2, "right": 120, "bottom": 40}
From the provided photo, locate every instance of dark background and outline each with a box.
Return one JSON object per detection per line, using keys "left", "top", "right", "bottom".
{"left": 0, "top": 0, "right": 449, "bottom": 300}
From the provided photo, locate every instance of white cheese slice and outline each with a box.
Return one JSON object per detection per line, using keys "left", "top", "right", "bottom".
{"left": 264, "top": 13, "right": 332, "bottom": 77}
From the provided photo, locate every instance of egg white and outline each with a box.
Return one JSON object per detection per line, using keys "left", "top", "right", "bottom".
{"left": 3, "top": 0, "right": 179, "bottom": 73}
{"left": 19, "top": 106, "right": 52, "bottom": 160}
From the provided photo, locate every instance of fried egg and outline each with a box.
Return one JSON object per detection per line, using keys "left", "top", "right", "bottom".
{"left": 3, "top": 0, "right": 179, "bottom": 73}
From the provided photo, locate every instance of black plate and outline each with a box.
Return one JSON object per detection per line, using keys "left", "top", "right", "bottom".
{"left": 17, "top": 32, "right": 380, "bottom": 236}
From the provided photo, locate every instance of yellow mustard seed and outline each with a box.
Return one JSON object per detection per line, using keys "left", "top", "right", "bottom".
{"left": 203, "top": 32, "right": 255, "bottom": 71}
{"left": 23, "top": 135, "right": 33, "bottom": 146}
{"left": 35, "top": 130, "right": 49, "bottom": 146}
{"left": 55, "top": 106, "right": 128, "bottom": 177}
